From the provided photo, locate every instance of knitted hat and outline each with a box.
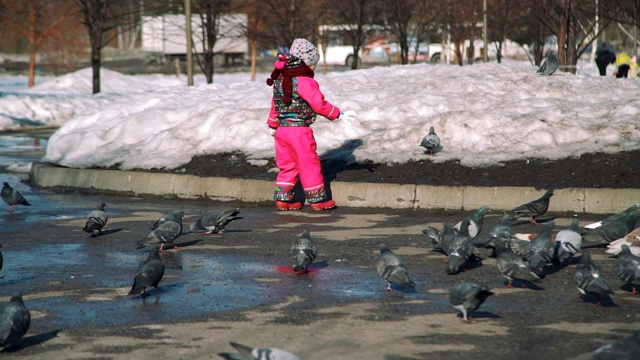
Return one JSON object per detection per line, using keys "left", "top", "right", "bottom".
{"left": 289, "top": 38, "right": 319, "bottom": 66}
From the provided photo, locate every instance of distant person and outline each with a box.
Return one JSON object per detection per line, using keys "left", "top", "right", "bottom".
{"left": 265, "top": 38, "right": 353, "bottom": 211}
{"left": 614, "top": 52, "right": 631, "bottom": 78}
{"left": 595, "top": 46, "right": 616, "bottom": 76}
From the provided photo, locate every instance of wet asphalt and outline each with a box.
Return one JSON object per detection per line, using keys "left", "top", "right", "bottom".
{"left": 0, "top": 130, "right": 638, "bottom": 359}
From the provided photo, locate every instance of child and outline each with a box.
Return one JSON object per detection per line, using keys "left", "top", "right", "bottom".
{"left": 266, "top": 38, "right": 342, "bottom": 211}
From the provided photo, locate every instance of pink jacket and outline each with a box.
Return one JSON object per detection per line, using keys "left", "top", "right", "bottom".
{"left": 268, "top": 76, "right": 340, "bottom": 128}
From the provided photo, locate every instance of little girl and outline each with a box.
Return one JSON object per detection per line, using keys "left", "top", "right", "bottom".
{"left": 266, "top": 38, "right": 342, "bottom": 211}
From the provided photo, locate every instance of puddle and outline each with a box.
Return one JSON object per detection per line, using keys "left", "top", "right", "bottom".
{"left": 1, "top": 245, "right": 397, "bottom": 329}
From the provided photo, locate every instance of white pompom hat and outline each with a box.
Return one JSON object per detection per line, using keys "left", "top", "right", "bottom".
{"left": 289, "top": 38, "right": 319, "bottom": 66}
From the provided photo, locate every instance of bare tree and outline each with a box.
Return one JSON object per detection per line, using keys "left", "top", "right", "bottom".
{"left": 0, "top": 0, "right": 78, "bottom": 87}
{"left": 190, "top": 0, "right": 234, "bottom": 84}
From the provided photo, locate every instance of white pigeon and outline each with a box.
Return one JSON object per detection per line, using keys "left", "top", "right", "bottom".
{"left": 553, "top": 216, "right": 582, "bottom": 265}
{"left": 606, "top": 227, "right": 640, "bottom": 256}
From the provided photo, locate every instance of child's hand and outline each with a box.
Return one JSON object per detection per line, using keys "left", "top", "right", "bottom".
{"left": 340, "top": 110, "right": 357, "bottom": 122}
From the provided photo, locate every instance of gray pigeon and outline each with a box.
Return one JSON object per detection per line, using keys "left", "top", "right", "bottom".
{"left": 1, "top": 182, "right": 31, "bottom": 213}
{"left": 495, "top": 241, "right": 540, "bottom": 288}
{"left": 488, "top": 214, "right": 512, "bottom": 243}
{"left": 574, "top": 251, "right": 613, "bottom": 305}
{"left": 152, "top": 209, "right": 184, "bottom": 230}
{"left": 509, "top": 189, "right": 554, "bottom": 225}
{"left": 218, "top": 341, "right": 301, "bottom": 360}
{"left": 291, "top": 230, "right": 318, "bottom": 273}
{"left": 447, "top": 219, "right": 475, "bottom": 275}
{"left": 137, "top": 214, "right": 183, "bottom": 251}
{"left": 449, "top": 283, "right": 494, "bottom": 322}
{"left": 129, "top": 246, "right": 165, "bottom": 296}
{"left": 82, "top": 202, "right": 108, "bottom": 237}
{"left": 423, "top": 222, "right": 456, "bottom": 256}
{"left": 420, "top": 126, "right": 441, "bottom": 155}
{"left": 189, "top": 208, "right": 242, "bottom": 234}
{"left": 375, "top": 243, "right": 414, "bottom": 291}
{"left": 591, "top": 205, "right": 640, "bottom": 243}
{"left": 553, "top": 216, "right": 582, "bottom": 266}
{"left": 615, "top": 244, "right": 640, "bottom": 295}
{"left": 0, "top": 292, "right": 31, "bottom": 348}
{"left": 537, "top": 50, "right": 559, "bottom": 75}
{"left": 589, "top": 330, "right": 640, "bottom": 360}
{"left": 527, "top": 220, "right": 555, "bottom": 276}
{"left": 454, "top": 205, "right": 490, "bottom": 242}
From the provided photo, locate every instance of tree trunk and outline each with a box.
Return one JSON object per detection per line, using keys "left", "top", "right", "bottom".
{"left": 91, "top": 44, "right": 101, "bottom": 94}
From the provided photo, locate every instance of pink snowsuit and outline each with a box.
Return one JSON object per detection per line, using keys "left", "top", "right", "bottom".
{"left": 267, "top": 55, "right": 340, "bottom": 204}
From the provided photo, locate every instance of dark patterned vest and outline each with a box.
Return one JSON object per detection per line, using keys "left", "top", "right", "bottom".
{"left": 273, "top": 77, "right": 316, "bottom": 126}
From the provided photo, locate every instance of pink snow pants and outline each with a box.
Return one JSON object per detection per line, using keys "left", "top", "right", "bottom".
{"left": 273, "top": 126, "right": 327, "bottom": 203}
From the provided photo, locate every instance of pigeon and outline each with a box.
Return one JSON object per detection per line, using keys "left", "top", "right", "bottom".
{"left": 449, "top": 282, "right": 494, "bottom": 322}
{"left": 137, "top": 214, "right": 183, "bottom": 251}
{"left": 454, "top": 205, "right": 490, "bottom": 242}
{"left": 584, "top": 204, "right": 640, "bottom": 242}
{"left": 1, "top": 182, "right": 31, "bottom": 213}
{"left": 129, "top": 246, "right": 165, "bottom": 296}
{"left": 151, "top": 209, "right": 184, "bottom": 230}
{"left": 527, "top": 220, "right": 555, "bottom": 275}
{"left": 0, "top": 292, "right": 31, "bottom": 348}
{"left": 291, "top": 229, "right": 318, "bottom": 273}
{"left": 495, "top": 241, "right": 541, "bottom": 288}
{"left": 447, "top": 219, "right": 475, "bottom": 275}
{"left": 589, "top": 330, "right": 640, "bottom": 360}
{"left": 614, "top": 245, "right": 640, "bottom": 295}
{"left": 423, "top": 222, "right": 456, "bottom": 256}
{"left": 509, "top": 189, "right": 554, "bottom": 225}
{"left": 607, "top": 227, "right": 640, "bottom": 256}
{"left": 218, "top": 341, "right": 301, "bottom": 360}
{"left": 584, "top": 204, "right": 640, "bottom": 230}
{"left": 82, "top": 202, "right": 108, "bottom": 237}
{"left": 537, "top": 50, "right": 559, "bottom": 75}
{"left": 189, "top": 208, "right": 242, "bottom": 234}
{"left": 375, "top": 243, "right": 414, "bottom": 291}
{"left": 487, "top": 214, "right": 513, "bottom": 243}
{"left": 553, "top": 216, "right": 582, "bottom": 265}
{"left": 574, "top": 251, "right": 614, "bottom": 305}
{"left": 419, "top": 126, "right": 441, "bottom": 155}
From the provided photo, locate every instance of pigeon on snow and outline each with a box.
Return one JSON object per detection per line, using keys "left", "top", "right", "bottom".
{"left": 449, "top": 282, "right": 494, "bottom": 322}
{"left": 218, "top": 341, "right": 300, "bottom": 360}
{"left": 0, "top": 292, "right": 31, "bottom": 348}
{"left": 151, "top": 209, "right": 184, "bottom": 230}
{"left": 607, "top": 227, "right": 640, "bottom": 256}
{"left": 129, "top": 246, "right": 165, "bottom": 296}
{"left": 420, "top": 126, "right": 441, "bottom": 155}
{"left": 375, "top": 243, "right": 414, "bottom": 291}
{"left": 574, "top": 251, "right": 613, "bottom": 305}
{"left": 537, "top": 50, "right": 559, "bottom": 75}
{"left": 454, "top": 205, "right": 490, "bottom": 242}
{"left": 1, "top": 182, "right": 31, "bottom": 213}
{"left": 137, "top": 213, "right": 183, "bottom": 251}
{"left": 527, "top": 220, "right": 555, "bottom": 276}
{"left": 447, "top": 219, "right": 475, "bottom": 275}
{"left": 589, "top": 330, "right": 640, "bottom": 360}
{"left": 189, "top": 208, "right": 242, "bottom": 234}
{"left": 83, "top": 202, "right": 108, "bottom": 237}
{"left": 291, "top": 230, "right": 318, "bottom": 273}
{"left": 509, "top": 189, "right": 554, "bottom": 225}
{"left": 495, "top": 241, "right": 540, "bottom": 288}
{"left": 553, "top": 216, "right": 582, "bottom": 265}
{"left": 614, "top": 244, "right": 640, "bottom": 295}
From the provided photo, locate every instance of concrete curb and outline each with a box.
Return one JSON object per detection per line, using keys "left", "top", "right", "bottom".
{"left": 30, "top": 162, "right": 639, "bottom": 214}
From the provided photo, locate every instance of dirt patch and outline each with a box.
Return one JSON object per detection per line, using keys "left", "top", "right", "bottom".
{"left": 166, "top": 150, "right": 640, "bottom": 189}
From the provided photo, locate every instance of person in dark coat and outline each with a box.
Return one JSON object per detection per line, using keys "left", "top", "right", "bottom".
{"left": 595, "top": 47, "right": 616, "bottom": 76}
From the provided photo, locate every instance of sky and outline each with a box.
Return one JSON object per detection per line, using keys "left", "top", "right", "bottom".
{"left": 0, "top": 58, "right": 639, "bottom": 172}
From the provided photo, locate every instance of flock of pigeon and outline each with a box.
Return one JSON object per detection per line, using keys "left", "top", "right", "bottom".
{"left": 3, "top": 178, "right": 640, "bottom": 357}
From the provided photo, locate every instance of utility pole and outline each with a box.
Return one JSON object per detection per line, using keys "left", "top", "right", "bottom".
{"left": 483, "top": 0, "right": 488, "bottom": 62}
{"left": 185, "top": 0, "right": 194, "bottom": 86}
